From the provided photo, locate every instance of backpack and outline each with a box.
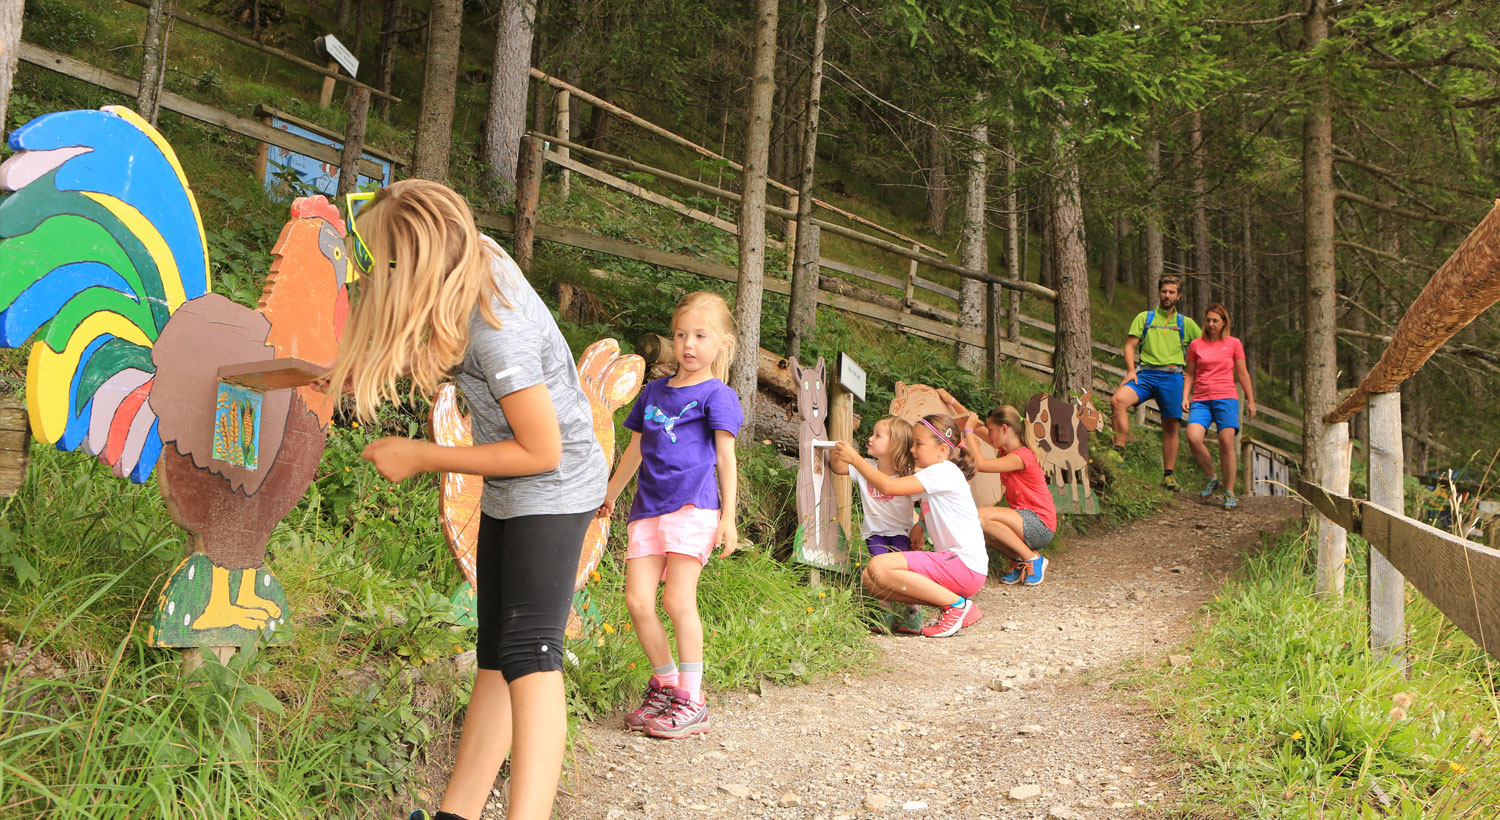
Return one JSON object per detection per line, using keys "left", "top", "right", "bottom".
{"left": 1145, "top": 309, "right": 1186, "bottom": 352}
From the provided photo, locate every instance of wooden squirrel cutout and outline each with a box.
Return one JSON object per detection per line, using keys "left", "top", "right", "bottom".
{"left": 791, "top": 357, "right": 844, "bottom": 569}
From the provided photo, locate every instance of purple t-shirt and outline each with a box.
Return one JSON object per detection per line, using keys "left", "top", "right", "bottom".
{"left": 624, "top": 377, "right": 744, "bottom": 522}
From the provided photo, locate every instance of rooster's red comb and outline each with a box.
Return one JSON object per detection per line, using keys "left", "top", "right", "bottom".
{"left": 290, "top": 196, "right": 346, "bottom": 237}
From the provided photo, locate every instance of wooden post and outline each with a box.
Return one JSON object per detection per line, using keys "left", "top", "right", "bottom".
{"left": 1367, "top": 391, "right": 1406, "bottom": 665}
{"left": 318, "top": 60, "right": 340, "bottom": 109}
{"left": 514, "top": 135, "right": 544, "bottom": 272}
{"left": 1314, "top": 420, "right": 1352, "bottom": 596}
{"left": 253, "top": 112, "right": 272, "bottom": 184}
{"left": 1241, "top": 438, "right": 1253, "bottom": 497}
{"left": 555, "top": 89, "right": 571, "bottom": 199}
{"left": 0, "top": 397, "right": 29, "bottom": 498}
{"left": 334, "top": 88, "right": 371, "bottom": 202}
{"left": 829, "top": 385, "right": 854, "bottom": 560}
{"left": 902, "top": 244, "right": 920, "bottom": 312}
{"left": 785, "top": 194, "right": 800, "bottom": 274}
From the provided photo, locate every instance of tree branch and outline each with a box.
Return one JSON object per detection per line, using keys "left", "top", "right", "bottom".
{"left": 1203, "top": 11, "right": 1304, "bottom": 25}
{"left": 1335, "top": 189, "right": 1473, "bottom": 226}
{"left": 1334, "top": 238, "right": 1418, "bottom": 267}
{"left": 1456, "top": 94, "right": 1500, "bottom": 109}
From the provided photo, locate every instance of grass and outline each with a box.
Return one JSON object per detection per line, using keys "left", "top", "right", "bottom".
{"left": 1140, "top": 527, "right": 1500, "bottom": 819}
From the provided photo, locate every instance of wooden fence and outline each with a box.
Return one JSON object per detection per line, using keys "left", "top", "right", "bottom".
{"left": 1299, "top": 201, "right": 1500, "bottom": 661}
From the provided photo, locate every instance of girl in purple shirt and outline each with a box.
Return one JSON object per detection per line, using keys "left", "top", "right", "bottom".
{"left": 600, "top": 292, "right": 744, "bottom": 739}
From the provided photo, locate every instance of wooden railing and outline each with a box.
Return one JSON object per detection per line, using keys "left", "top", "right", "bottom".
{"left": 1300, "top": 200, "right": 1500, "bottom": 661}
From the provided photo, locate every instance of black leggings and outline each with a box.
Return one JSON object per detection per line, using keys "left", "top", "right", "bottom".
{"left": 475, "top": 510, "right": 593, "bottom": 681}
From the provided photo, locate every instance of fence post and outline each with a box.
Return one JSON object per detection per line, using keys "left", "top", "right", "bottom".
{"left": 1242, "top": 438, "right": 1253, "bottom": 496}
{"left": 555, "top": 89, "right": 571, "bottom": 199}
{"left": 902, "top": 244, "right": 919, "bottom": 313}
{"left": 334, "top": 88, "right": 370, "bottom": 202}
{"left": 514, "top": 135, "right": 543, "bottom": 272}
{"left": 1314, "top": 420, "right": 1352, "bottom": 596}
{"left": 318, "top": 60, "right": 340, "bottom": 109}
{"left": 785, "top": 194, "right": 800, "bottom": 274}
{"left": 1367, "top": 390, "right": 1407, "bottom": 665}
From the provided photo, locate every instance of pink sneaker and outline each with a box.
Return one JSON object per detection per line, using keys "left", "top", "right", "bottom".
{"left": 623, "top": 683, "right": 673, "bottom": 732}
{"left": 921, "top": 600, "right": 982, "bottom": 638}
{"left": 643, "top": 687, "right": 711, "bottom": 739}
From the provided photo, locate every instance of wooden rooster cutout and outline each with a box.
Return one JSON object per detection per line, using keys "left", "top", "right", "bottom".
{"left": 431, "top": 338, "right": 644, "bottom": 637}
{"left": 0, "top": 106, "right": 351, "bottom": 648}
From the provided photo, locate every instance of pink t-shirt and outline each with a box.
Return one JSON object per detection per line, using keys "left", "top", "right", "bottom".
{"left": 999, "top": 447, "right": 1057, "bottom": 532}
{"left": 1188, "top": 336, "right": 1245, "bottom": 401}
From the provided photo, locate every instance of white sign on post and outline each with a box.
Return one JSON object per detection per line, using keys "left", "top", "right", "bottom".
{"left": 320, "top": 34, "right": 360, "bottom": 77}
{"left": 835, "top": 352, "right": 865, "bottom": 402}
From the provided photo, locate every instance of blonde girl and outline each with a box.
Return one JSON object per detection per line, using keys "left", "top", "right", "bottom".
{"left": 834, "top": 414, "right": 988, "bottom": 638}
{"left": 830, "top": 416, "right": 924, "bottom": 633}
{"left": 964, "top": 406, "right": 1057, "bottom": 586}
{"left": 327, "top": 180, "right": 606, "bottom": 820}
{"left": 599, "top": 291, "right": 743, "bottom": 739}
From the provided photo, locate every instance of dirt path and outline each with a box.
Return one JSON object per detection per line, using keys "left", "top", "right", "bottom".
{"left": 549, "top": 494, "right": 1299, "bottom": 820}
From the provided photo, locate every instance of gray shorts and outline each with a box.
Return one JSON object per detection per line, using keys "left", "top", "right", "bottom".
{"left": 1017, "top": 509, "right": 1055, "bottom": 551}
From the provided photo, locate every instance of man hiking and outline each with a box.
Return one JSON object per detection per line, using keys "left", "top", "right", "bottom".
{"left": 1108, "top": 275, "right": 1202, "bottom": 490}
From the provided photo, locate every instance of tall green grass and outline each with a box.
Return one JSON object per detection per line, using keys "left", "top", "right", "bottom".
{"left": 1143, "top": 528, "right": 1500, "bottom": 818}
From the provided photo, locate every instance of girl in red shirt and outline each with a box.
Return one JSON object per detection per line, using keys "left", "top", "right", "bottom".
{"left": 963, "top": 405, "right": 1058, "bottom": 586}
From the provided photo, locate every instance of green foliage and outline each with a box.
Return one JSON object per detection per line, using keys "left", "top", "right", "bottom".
{"left": 1143, "top": 528, "right": 1500, "bottom": 818}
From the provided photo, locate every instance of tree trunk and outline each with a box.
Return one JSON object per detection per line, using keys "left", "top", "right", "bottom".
{"left": 1191, "top": 110, "right": 1212, "bottom": 320}
{"left": 375, "top": 0, "right": 401, "bottom": 119}
{"left": 956, "top": 116, "right": 988, "bottom": 374}
{"left": 1038, "top": 198, "right": 1054, "bottom": 290}
{"left": 730, "top": 0, "right": 779, "bottom": 417}
{"left": 137, "top": 0, "right": 173, "bottom": 125}
{"left": 334, "top": 88, "right": 370, "bottom": 202}
{"left": 479, "top": 0, "right": 536, "bottom": 194}
{"left": 927, "top": 123, "right": 947, "bottom": 234}
{"left": 1241, "top": 195, "right": 1258, "bottom": 365}
{"left": 1145, "top": 137, "right": 1164, "bottom": 307}
{"left": 585, "top": 81, "right": 615, "bottom": 153}
{"left": 1005, "top": 133, "right": 1020, "bottom": 343}
{"left": 1303, "top": 0, "right": 1338, "bottom": 503}
{"left": 784, "top": 0, "right": 827, "bottom": 363}
{"left": 410, "top": 0, "right": 463, "bottom": 181}
{"left": 0, "top": 0, "right": 22, "bottom": 143}
{"left": 1118, "top": 215, "right": 1134, "bottom": 295}
{"left": 349, "top": 0, "right": 366, "bottom": 62}
{"left": 1101, "top": 211, "right": 1119, "bottom": 303}
{"left": 1051, "top": 142, "right": 1093, "bottom": 398}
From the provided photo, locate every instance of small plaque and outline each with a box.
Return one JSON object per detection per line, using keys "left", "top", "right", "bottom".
{"left": 835, "top": 352, "right": 866, "bottom": 402}
{"left": 212, "top": 383, "right": 263, "bottom": 469}
{"left": 318, "top": 34, "right": 360, "bottom": 77}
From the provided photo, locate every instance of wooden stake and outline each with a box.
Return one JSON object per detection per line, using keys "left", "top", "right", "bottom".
{"left": 829, "top": 385, "right": 854, "bottom": 547}
{"left": 1314, "top": 420, "right": 1352, "bottom": 596}
{"left": 0, "top": 398, "right": 29, "bottom": 498}
{"left": 1367, "top": 391, "right": 1406, "bottom": 666}
{"left": 318, "top": 60, "right": 340, "bottom": 109}
{"left": 514, "top": 135, "right": 544, "bottom": 272}
{"left": 556, "top": 89, "right": 571, "bottom": 199}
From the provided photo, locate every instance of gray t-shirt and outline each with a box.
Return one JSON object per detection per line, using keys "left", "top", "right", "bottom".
{"left": 451, "top": 237, "right": 607, "bottom": 518}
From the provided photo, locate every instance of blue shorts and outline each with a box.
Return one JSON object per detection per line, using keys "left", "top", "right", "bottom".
{"left": 1123, "top": 369, "right": 1185, "bottom": 420}
{"left": 1188, "top": 398, "right": 1240, "bottom": 433}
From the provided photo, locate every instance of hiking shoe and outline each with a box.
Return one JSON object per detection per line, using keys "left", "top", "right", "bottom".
{"left": 1224, "top": 494, "right": 1238, "bottom": 510}
{"left": 1000, "top": 560, "right": 1028, "bottom": 585}
{"left": 1200, "top": 477, "right": 1221, "bottom": 499}
{"left": 408, "top": 812, "right": 432, "bottom": 820}
{"left": 623, "top": 683, "right": 674, "bottom": 732}
{"left": 893, "top": 605, "right": 926, "bottom": 635}
{"left": 1161, "top": 474, "right": 1181, "bottom": 491}
{"left": 643, "top": 688, "right": 710, "bottom": 738}
{"left": 1021, "top": 554, "right": 1048, "bottom": 586}
{"left": 921, "top": 600, "right": 983, "bottom": 638}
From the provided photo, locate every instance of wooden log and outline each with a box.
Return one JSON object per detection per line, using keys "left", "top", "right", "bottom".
{"left": 1314, "top": 421, "right": 1352, "bottom": 597}
{"left": 1326, "top": 200, "right": 1500, "bottom": 424}
{"left": 334, "top": 88, "right": 370, "bottom": 201}
{"left": 514, "top": 136, "right": 543, "bottom": 272}
{"left": 0, "top": 398, "right": 29, "bottom": 498}
{"left": 116, "top": 0, "right": 400, "bottom": 102}
{"left": 1367, "top": 391, "right": 1406, "bottom": 664}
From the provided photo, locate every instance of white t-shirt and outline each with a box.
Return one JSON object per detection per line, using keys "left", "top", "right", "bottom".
{"left": 914, "top": 460, "right": 988, "bottom": 576}
{"left": 852, "top": 459, "right": 918, "bottom": 539}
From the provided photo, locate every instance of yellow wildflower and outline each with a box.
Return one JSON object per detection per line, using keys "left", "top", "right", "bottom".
{"left": 590, "top": 570, "right": 602, "bottom": 583}
{"left": 602, "top": 623, "right": 615, "bottom": 634}
{"left": 629, "top": 662, "right": 636, "bottom": 669}
{"left": 353, "top": 422, "right": 361, "bottom": 429}
{"left": 1448, "top": 762, "right": 1466, "bottom": 774}
{"left": 818, "top": 592, "right": 827, "bottom": 598}
{"left": 806, "top": 606, "right": 815, "bottom": 613}
{"left": 1290, "top": 731, "right": 1303, "bottom": 741}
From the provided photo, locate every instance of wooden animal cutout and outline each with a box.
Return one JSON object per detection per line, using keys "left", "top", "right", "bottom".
{"left": 792, "top": 357, "right": 844, "bottom": 569}
{"left": 0, "top": 106, "right": 351, "bottom": 648}
{"left": 1024, "top": 392, "right": 1104, "bottom": 515}
{"left": 887, "top": 382, "right": 1004, "bottom": 508}
{"left": 431, "top": 338, "right": 644, "bottom": 637}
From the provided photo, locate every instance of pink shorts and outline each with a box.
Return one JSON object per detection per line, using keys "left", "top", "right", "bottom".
{"left": 902, "top": 551, "right": 986, "bottom": 598}
{"left": 626, "top": 505, "right": 720, "bottom": 566}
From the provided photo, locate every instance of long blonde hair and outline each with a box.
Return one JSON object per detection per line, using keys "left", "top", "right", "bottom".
{"left": 672, "top": 291, "right": 736, "bottom": 382}
{"left": 874, "top": 416, "right": 916, "bottom": 477}
{"left": 988, "top": 405, "right": 1038, "bottom": 453}
{"left": 328, "top": 180, "right": 507, "bottom": 422}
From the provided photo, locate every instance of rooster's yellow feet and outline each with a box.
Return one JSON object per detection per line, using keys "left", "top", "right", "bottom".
{"left": 148, "top": 553, "right": 291, "bottom": 647}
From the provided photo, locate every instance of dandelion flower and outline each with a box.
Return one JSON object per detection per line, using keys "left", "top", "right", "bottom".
{"left": 806, "top": 606, "right": 815, "bottom": 613}
{"left": 353, "top": 422, "right": 361, "bottom": 429}
{"left": 1448, "top": 761, "right": 1466, "bottom": 774}
{"left": 1392, "top": 691, "right": 1415, "bottom": 710}
{"left": 344, "top": 466, "right": 351, "bottom": 472}
{"left": 590, "top": 570, "right": 602, "bottom": 583}
{"left": 818, "top": 591, "right": 827, "bottom": 598}
{"left": 602, "top": 623, "right": 615, "bottom": 634}
{"left": 1469, "top": 727, "right": 1492, "bottom": 746}
{"left": 1388, "top": 706, "right": 1408, "bottom": 721}
{"left": 1290, "top": 731, "right": 1303, "bottom": 741}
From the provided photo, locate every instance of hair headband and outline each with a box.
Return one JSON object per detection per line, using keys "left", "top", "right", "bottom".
{"left": 919, "top": 418, "right": 959, "bottom": 450}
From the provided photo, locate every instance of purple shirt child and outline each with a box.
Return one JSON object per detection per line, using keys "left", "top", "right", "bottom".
{"left": 624, "top": 376, "right": 744, "bottom": 522}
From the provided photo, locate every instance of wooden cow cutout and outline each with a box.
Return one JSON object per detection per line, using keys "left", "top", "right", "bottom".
{"left": 0, "top": 106, "right": 349, "bottom": 648}
{"left": 888, "top": 382, "right": 1004, "bottom": 508}
{"left": 792, "top": 357, "right": 844, "bottom": 569}
{"left": 1024, "top": 392, "right": 1103, "bottom": 515}
{"left": 432, "top": 338, "right": 644, "bottom": 637}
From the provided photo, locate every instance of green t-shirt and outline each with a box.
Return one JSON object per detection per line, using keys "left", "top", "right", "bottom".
{"left": 1128, "top": 310, "right": 1203, "bottom": 368}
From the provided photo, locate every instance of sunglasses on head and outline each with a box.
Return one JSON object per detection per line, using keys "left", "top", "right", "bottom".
{"left": 344, "top": 190, "right": 395, "bottom": 274}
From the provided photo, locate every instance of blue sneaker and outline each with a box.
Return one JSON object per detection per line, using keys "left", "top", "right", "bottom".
{"left": 1000, "top": 560, "right": 1027, "bottom": 585}
{"left": 1200, "top": 477, "right": 1221, "bottom": 499}
{"left": 1224, "top": 494, "right": 1238, "bottom": 510}
{"left": 1021, "top": 554, "right": 1048, "bottom": 586}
